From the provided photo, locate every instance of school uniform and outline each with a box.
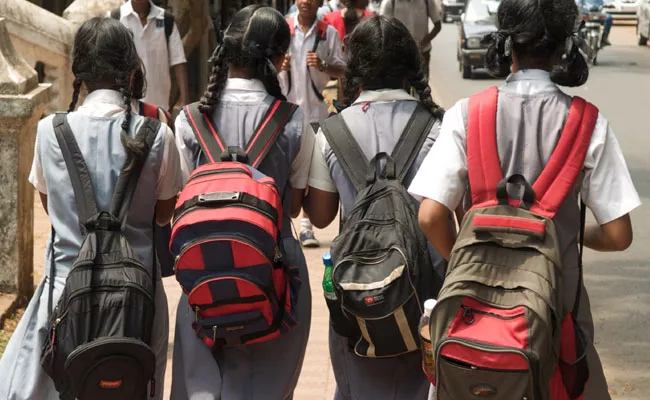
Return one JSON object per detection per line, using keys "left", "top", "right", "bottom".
{"left": 171, "top": 78, "right": 314, "bottom": 400}
{"left": 408, "top": 69, "right": 642, "bottom": 400}
{"left": 279, "top": 17, "right": 346, "bottom": 128}
{"left": 379, "top": 0, "right": 441, "bottom": 78}
{"left": 308, "top": 89, "right": 445, "bottom": 400}
{"left": 0, "top": 89, "right": 183, "bottom": 400}
{"left": 111, "top": 0, "right": 187, "bottom": 109}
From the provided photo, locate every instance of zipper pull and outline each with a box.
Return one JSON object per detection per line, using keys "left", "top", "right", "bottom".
{"left": 212, "top": 325, "right": 218, "bottom": 343}
{"left": 50, "top": 317, "right": 61, "bottom": 352}
{"left": 462, "top": 307, "right": 474, "bottom": 325}
{"left": 150, "top": 378, "right": 156, "bottom": 398}
{"left": 274, "top": 246, "right": 282, "bottom": 263}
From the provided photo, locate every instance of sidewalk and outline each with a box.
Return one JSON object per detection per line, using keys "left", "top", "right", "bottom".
{"left": 31, "top": 195, "right": 339, "bottom": 399}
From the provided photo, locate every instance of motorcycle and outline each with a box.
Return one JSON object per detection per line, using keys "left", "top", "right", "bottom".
{"left": 579, "top": 4, "right": 605, "bottom": 65}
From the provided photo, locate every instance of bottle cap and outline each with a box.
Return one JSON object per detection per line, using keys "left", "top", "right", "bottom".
{"left": 322, "top": 252, "right": 332, "bottom": 264}
{"left": 424, "top": 299, "right": 437, "bottom": 314}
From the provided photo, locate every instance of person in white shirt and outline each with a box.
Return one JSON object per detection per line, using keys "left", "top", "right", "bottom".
{"left": 110, "top": 0, "right": 190, "bottom": 110}
{"left": 380, "top": 0, "right": 442, "bottom": 79}
{"left": 410, "top": 0, "right": 640, "bottom": 398}
{"left": 0, "top": 18, "right": 182, "bottom": 400}
{"left": 279, "top": 0, "right": 346, "bottom": 247}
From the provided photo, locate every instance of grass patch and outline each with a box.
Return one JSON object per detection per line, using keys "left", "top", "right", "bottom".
{"left": 0, "top": 308, "right": 25, "bottom": 357}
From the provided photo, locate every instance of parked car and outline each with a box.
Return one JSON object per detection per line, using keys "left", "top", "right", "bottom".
{"left": 442, "top": 0, "right": 466, "bottom": 22}
{"left": 457, "top": 0, "right": 499, "bottom": 79}
{"left": 638, "top": 0, "right": 650, "bottom": 45}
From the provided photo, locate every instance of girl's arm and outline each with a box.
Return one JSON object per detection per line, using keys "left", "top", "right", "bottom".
{"left": 291, "top": 189, "right": 307, "bottom": 219}
{"left": 583, "top": 214, "right": 633, "bottom": 252}
{"left": 39, "top": 192, "right": 48, "bottom": 215}
{"left": 303, "top": 188, "right": 339, "bottom": 228}
{"left": 418, "top": 199, "right": 456, "bottom": 260}
{"left": 155, "top": 197, "right": 178, "bottom": 226}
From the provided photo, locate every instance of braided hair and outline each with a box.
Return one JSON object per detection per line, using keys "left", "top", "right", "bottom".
{"left": 343, "top": 15, "right": 444, "bottom": 119}
{"left": 199, "top": 5, "right": 291, "bottom": 115}
{"left": 483, "top": 0, "right": 588, "bottom": 86}
{"left": 69, "top": 17, "right": 150, "bottom": 172}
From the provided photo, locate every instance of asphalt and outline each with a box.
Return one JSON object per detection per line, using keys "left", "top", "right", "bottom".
{"left": 22, "top": 23, "right": 650, "bottom": 400}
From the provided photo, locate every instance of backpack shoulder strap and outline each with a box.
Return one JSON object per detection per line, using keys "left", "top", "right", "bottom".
{"left": 140, "top": 100, "right": 173, "bottom": 129}
{"left": 466, "top": 86, "right": 503, "bottom": 208}
{"left": 316, "top": 20, "right": 329, "bottom": 41}
{"left": 110, "top": 119, "right": 161, "bottom": 228}
{"left": 320, "top": 114, "right": 368, "bottom": 191}
{"left": 164, "top": 11, "right": 174, "bottom": 40}
{"left": 530, "top": 98, "right": 598, "bottom": 218}
{"left": 391, "top": 104, "right": 436, "bottom": 181}
{"left": 245, "top": 100, "right": 299, "bottom": 168}
{"left": 110, "top": 8, "right": 120, "bottom": 20}
{"left": 183, "top": 103, "right": 225, "bottom": 163}
{"left": 287, "top": 17, "right": 295, "bottom": 35}
{"left": 52, "top": 113, "right": 100, "bottom": 232}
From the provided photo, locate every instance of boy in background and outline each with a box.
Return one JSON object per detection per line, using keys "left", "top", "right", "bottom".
{"left": 280, "top": 0, "right": 346, "bottom": 247}
{"left": 380, "top": 0, "right": 442, "bottom": 79}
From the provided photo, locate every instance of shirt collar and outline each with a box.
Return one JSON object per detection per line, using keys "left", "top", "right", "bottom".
{"left": 223, "top": 78, "right": 268, "bottom": 93}
{"left": 293, "top": 16, "right": 320, "bottom": 37}
{"left": 353, "top": 89, "right": 418, "bottom": 105}
{"left": 82, "top": 89, "right": 125, "bottom": 107}
{"left": 503, "top": 69, "right": 559, "bottom": 94}
{"left": 123, "top": 0, "right": 163, "bottom": 20}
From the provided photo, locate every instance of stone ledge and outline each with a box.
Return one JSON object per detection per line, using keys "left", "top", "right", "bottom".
{"left": 0, "top": 293, "right": 19, "bottom": 329}
{"left": 0, "top": 84, "right": 52, "bottom": 119}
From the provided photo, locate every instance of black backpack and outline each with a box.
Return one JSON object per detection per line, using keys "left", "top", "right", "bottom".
{"left": 41, "top": 114, "right": 160, "bottom": 400}
{"left": 320, "top": 104, "right": 443, "bottom": 358}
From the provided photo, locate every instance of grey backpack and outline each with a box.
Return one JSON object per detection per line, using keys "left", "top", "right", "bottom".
{"left": 321, "top": 104, "right": 443, "bottom": 358}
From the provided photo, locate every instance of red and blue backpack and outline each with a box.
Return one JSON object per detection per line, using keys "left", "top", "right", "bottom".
{"left": 170, "top": 100, "right": 300, "bottom": 348}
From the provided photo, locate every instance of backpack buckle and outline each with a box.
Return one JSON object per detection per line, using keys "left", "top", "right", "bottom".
{"left": 85, "top": 212, "right": 121, "bottom": 232}
{"left": 220, "top": 147, "right": 249, "bottom": 164}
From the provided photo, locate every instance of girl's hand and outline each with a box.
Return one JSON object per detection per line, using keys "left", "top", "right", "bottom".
{"left": 306, "top": 51, "right": 320, "bottom": 68}
{"left": 282, "top": 54, "right": 292, "bottom": 72}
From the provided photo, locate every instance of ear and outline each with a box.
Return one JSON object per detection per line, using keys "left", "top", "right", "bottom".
{"left": 272, "top": 52, "right": 286, "bottom": 73}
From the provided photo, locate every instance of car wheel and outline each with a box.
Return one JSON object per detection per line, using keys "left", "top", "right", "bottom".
{"left": 462, "top": 64, "right": 472, "bottom": 79}
{"left": 640, "top": 34, "right": 648, "bottom": 46}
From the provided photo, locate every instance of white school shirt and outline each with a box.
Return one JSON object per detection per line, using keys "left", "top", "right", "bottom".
{"left": 408, "top": 69, "right": 641, "bottom": 225}
{"left": 278, "top": 18, "right": 346, "bottom": 124}
{"left": 109, "top": 0, "right": 187, "bottom": 110}
{"left": 380, "top": 0, "right": 441, "bottom": 52}
{"left": 29, "top": 89, "right": 183, "bottom": 201}
{"left": 174, "top": 78, "right": 315, "bottom": 188}
{"left": 308, "top": 88, "right": 421, "bottom": 192}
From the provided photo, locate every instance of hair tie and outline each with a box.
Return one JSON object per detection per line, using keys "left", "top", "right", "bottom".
{"left": 566, "top": 20, "right": 593, "bottom": 61}
{"left": 208, "top": 44, "right": 224, "bottom": 64}
{"left": 504, "top": 36, "right": 513, "bottom": 57}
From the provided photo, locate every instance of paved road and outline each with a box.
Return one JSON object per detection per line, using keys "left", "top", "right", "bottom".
{"left": 428, "top": 23, "right": 650, "bottom": 399}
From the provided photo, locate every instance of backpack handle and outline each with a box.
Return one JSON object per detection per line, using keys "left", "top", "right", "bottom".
{"left": 366, "top": 152, "right": 396, "bottom": 185}
{"left": 496, "top": 174, "right": 536, "bottom": 210}
{"left": 220, "top": 147, "right": 249, "bottom": 164}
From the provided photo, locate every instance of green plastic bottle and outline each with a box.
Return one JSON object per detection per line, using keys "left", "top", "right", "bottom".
{"left": 322, "top": 252, "right": 337, "bottom": 301}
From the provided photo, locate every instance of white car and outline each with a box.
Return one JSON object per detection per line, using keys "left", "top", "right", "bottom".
{"left": 638, "top": 0, "right": 650, "bottom": 44}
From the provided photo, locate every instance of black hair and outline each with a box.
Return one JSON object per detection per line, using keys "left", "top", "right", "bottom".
{"left": 199, "top": 5, "right": 291, "bottom": 114}
{"left": 343, "top": 0, "right": 364, "bottom": 37}
{"left": 69, "top": 17, "right": 149, "bottom": 171}
{"left": 343, "top": 15, "right": 444, "bottom": 119}
{"left": 483, "top": 0, "right": 588, "bottom": 86}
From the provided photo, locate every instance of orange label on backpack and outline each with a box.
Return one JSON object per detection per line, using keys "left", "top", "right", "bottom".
{"left": 99, "top": 379, "right": 123, "bottom": 389}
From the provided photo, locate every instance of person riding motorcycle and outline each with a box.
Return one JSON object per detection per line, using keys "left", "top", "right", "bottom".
{"left": 577, "top": 0, "right": 613, "bottom": 46}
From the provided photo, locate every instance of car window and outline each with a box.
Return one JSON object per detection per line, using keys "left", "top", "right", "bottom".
{"left": 465, "top": 0, "right": 499, "bottom": 23}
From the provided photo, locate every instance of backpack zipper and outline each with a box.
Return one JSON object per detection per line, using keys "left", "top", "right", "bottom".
{"left": 195, "top": 295, "right": 267, "bottom": 310}
{"left": 67, "top": 283, "right": 154, "bottom": 304}
{"left": 460, "top": 305, "right": 526, "bottom": 324}
{"left": 173, "top": 201, "right": 277, "bottom": 226}
{"left": 189, "top": 167, "right": 250, "bottom": 181}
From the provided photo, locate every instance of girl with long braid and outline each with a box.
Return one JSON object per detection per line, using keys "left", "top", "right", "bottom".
{"left": 0, "top": 17, "right": 183, "bottom": 399}
{"left": 304, "top": 15, "right": 446, "bottom": 400}
{"left": 411, "top": 0, "right": 639, "bottom": 397}
{"left": 171, "top": 6, "right": 314, "bottom": 399}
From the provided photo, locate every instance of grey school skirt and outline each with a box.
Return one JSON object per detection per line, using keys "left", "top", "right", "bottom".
{"left": 170, "top": 237, "right": 312, "bottom": 400}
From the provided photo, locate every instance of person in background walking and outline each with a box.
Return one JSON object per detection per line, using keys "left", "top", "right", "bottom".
{"left": 0, "top": 17, "right": 182, "bottom": 399}
{"left": 170, "top": 6, "right": 314, "bottom": 399}
{"left": 410, "top": 0, "right": 640, "bottom": 398}
{"left": 287, "top": 0, "right": 334, "bottom": 19}
{"left": 110, "top": 0, "right": 190, "bottom": 111}
{"left": 304, "top": 15, "right": 446, "bottom": 400}
{"left": 380, "top": 0, "right": 442, "bottom": 79}
{"left": 280, "top": 0, "right": 347, "bottom": 247}
{"left": 324, "top": 0, "right": 374, "bottom": 42}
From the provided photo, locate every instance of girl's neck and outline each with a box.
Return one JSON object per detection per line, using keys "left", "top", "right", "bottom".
{"left": 228, "top": 68, "right": 252, "bottom": 79}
